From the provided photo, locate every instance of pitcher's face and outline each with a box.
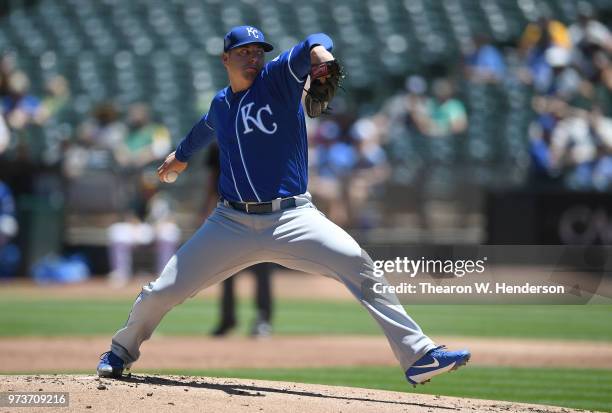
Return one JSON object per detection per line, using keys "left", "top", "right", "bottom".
{"left": 223, "top": 44, "right": 265, "bottom": 84}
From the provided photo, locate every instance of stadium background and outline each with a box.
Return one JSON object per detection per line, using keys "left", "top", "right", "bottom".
{"left": 1, "top": 0, "right": 612, "bottom": 411}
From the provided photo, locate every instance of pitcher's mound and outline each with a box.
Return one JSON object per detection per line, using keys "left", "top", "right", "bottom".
{"left": 1, "top": 375, "right": 584, "bottom": 413}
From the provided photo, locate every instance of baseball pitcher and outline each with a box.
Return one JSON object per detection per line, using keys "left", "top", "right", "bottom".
{"left": 97, "top": 26, "right": 470, "bottom": 387}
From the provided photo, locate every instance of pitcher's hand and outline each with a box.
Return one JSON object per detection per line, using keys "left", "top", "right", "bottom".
{"left": 157, "top": 151, "right": 187, "bottom": 183}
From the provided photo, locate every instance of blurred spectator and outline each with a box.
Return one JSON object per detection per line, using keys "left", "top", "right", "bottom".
{"left": 520, "top": 16, "right": 573, "bottom": 91}
{"left": 40, "top": 75, "right": 70, "bottom": 121}
{"left": 464, "top": 34, "right": 506, "bottom": 83}
{"left": 401, "top": 75, "right": 429, "bottom": 134}
{"left": 0, "top": 112, "right": 8, "bottom": 154}
{"left": 569, "top": 2, "right": 612, "bottom": 80}
{"left": 590, "top": 106, "right": 612, "bottom": 190}
{"left": 0, "top": 52, "right": 17, "bottom": 97}
{"left": 378, "top": 75, "right": 428, "bottom": 136}
{"left": 548, "top": 106, "right": 612, "bottom": 190}
{"left": 540, "top": 47, "right": 582, "bottom": 98}
{"left": 114, "top": 103, "right": 171, "bottom": 169}
{"left": 376, "top": 75, "right": 429, "bottom": 198}
{"left": 593, "top": 52, "right": 612, "bottom": 115}
{"left": 64, "top": 102, "right": 127, "bottom": 175}
{"left": 78, "top": 102, "right": 126, "bottom": 152}
{"left": 352, "top": 118, "right": 389, "bottom": 171}
{"left": 1, "top": 71, "right": 45, "bottom": 130}
{"left": 414, "top": 79, "right": 468, "bottom": 138}
{"left": 520, "top": 16, "right": 572, "bottom": 53}
{"left": 347, "top": 117, "right": 390, "bottom": 227}
{"left": 0, "top": 180, "right": 19, "bottom": 277}
{"left": 528, "top": 96, "right": 563, "bottom": 180}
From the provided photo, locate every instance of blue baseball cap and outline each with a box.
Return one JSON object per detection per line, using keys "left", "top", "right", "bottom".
{"left": 223, "top": 26, "right": 274, "bottom": 53}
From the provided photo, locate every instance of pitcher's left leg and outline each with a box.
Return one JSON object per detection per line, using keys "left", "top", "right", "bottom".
{"left": 267, "top": 206, "right": 436, "bottom": 371}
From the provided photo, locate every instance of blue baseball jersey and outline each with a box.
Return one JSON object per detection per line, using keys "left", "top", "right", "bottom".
{"left": 175, "top": 33, "right": 334, "bottom": 202}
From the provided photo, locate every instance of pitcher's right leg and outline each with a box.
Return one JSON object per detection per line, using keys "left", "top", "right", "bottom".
{"left": 265, "top": 205, "right": 470, "bottom": 386}
{"left": 98, "top": 206, "right": 261, "bottom": 377}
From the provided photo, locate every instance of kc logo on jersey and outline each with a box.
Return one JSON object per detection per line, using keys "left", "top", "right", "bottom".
{"left": 241, "top": 102, "right": 278, "bottom": 135}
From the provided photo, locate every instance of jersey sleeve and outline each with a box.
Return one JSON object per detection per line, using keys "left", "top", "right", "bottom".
{"left": 174, "top": 110, "right": 216, "bottom": 162}
{"left": 262, "top": 33, "right": 334, "bottom": 105}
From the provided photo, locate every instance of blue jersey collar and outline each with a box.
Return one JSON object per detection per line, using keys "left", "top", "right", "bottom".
{"left": 225, "top": 85, "right": 250, "bottom": 102}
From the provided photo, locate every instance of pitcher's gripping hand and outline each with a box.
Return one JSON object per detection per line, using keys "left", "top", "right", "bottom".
{"left": 157, "top": 151, "right": 187, "bottom": 183}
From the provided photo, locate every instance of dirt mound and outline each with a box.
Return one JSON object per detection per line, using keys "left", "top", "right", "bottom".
{"left": 0, "top": 375, "right": 586, "bottom": 413}
{"left": 2, "top": 336, "right": 611, "bottom": 374}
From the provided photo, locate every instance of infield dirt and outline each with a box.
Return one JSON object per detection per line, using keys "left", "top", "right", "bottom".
{"left": 1, "top": 335, "right": 611, "bottom": 373}
{"left": 0, "top": 375, "right": 594, "bottom": 413}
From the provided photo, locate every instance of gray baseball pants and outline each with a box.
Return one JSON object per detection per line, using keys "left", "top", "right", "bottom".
{"left": 111, "top": 193, "right": 436, "bottom": 371}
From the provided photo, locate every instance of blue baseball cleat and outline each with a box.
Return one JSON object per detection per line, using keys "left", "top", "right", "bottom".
{"left": 405, "top": 346, "right": 471, "bottom": 386}
{"left": 97, "top": 351, "right": 128, "bottom": 378}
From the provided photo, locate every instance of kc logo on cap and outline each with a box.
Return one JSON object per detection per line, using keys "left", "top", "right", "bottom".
{"left": 223, "top": 25, "right": 274, "bottom": 52}
{"left": 246, "top": 27, "right": 260, "bottom": 39}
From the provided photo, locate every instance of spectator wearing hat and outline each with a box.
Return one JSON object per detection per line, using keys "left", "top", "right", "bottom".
{"left": 464, "top": 34, "right": 506, "bottom": 84}
{"left": 537, "top": 47, "right": 583, "bottom": 99}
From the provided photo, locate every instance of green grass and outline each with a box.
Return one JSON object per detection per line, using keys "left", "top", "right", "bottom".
{"left": 139, "top": 366, "right": 612, "bottom": 412}
{"left": 0, "top": 296, "right": 610, "bottom": 340}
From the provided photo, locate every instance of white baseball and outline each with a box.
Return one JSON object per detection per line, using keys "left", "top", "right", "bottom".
{"left": 164, "top": 171, "right": 178, "bottom": 183}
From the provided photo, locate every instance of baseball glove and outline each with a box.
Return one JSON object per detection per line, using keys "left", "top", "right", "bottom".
{"left": 304, "top": 60, "right": 344, "bottom": 118}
